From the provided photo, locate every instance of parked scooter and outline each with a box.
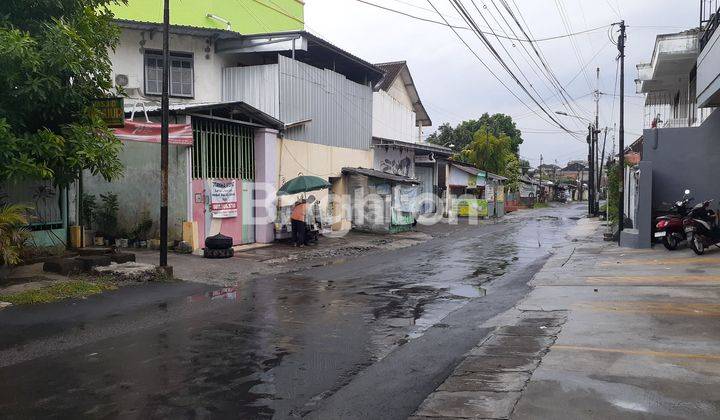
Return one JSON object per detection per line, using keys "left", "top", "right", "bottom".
{"left": 654, "top": 189, "right": 693, "bottom": 250}
{"left": 683, "top": 198, "right": 720, "bottom": 255}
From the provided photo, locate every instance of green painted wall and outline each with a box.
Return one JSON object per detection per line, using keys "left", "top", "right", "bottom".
{"left": 110, "top": 0, "right": 303, "bottom": 34}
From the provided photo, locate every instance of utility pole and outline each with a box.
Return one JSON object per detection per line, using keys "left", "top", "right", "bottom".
{"left": 160, "top": 0, "right": 170, "bottom": 268}
{"left": 617, "top": 20, "right": 626, "bottom": 239}
{"left": 587, "top": 124, "right": 593, "bottom": 216}
{"left": 599, "top": 127, "right": 608, "bottom": 201}
{"left": 593, "top": 67, "right": 601, "bottom": 215}
{"left": 539, "top": 153, "right": 543, "bottom": 203}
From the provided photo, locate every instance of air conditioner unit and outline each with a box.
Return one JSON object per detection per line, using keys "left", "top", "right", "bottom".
{"left": 115, "top": 73, "right": 140, "bottom": 90}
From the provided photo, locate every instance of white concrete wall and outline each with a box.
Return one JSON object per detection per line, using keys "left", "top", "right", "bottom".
{"left": 387, "top": 76, "right": 414, "bottom": 109}
{"left": 698, "top": 27, "right": 720, "bottom": 107}
{"left": 372, "top": 90, "right": 416, "bottom": 143}
{"left": 110, "top": 28, "right": 234, "bottom": 106}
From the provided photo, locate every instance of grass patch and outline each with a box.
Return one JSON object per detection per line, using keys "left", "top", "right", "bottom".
{"left": 0, "top": 280, "right": 117, "bottom": 305}
{"left": 533, "top": 202, "right": 550, "bottom": 208}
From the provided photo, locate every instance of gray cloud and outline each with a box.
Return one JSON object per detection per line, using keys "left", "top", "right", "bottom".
{"left": 305, "top": 0, "right": 697, "bottom": 166}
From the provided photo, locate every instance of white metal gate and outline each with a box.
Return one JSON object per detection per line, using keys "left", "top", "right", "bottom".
{"left": 191, "top": 118, "right": 255, "bottom": 244}
{"left": 415, "top": 165, "right": 435, "bottom": 214}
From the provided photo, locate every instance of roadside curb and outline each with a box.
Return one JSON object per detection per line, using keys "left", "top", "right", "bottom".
{"left": 410, "top": 310, "right": 568, "bottom": 419}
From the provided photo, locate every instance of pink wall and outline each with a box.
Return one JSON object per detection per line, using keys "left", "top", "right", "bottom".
{"left": 192, "top": 179, "right": 244, "bottom": 246}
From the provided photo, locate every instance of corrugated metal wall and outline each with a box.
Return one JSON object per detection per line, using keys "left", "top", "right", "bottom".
{"left": 222, "top": 56, "right": 373, "bottom": 150}
{"left": 278, "top": 55, "right": 373, "bottom": 150}
{"left": 222, "top": 64, "right": 280, "bottom": 118}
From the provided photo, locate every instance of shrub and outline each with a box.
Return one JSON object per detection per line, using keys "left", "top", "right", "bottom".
{"left": 95, "top": 192, "right": 119, "bottom": 238}
{"left": 81, "top": 193, "right": 96, "bottom": 229}
{"left": 130, "top": 211, "right": 153, "bottom": 241}
{"left": 0, "top": 204, "right": 31, "bottom": 266}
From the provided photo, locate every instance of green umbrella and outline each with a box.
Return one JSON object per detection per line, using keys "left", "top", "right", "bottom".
{"left": 277, "top": 175, "right": 331, "bottom": 196}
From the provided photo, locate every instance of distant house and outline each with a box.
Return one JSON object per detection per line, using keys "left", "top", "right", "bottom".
{"left": 560, "top": 161, "right": 589, "bottom": 182}
{"left": 537, "top": 164, "right": 561, "bottom": 181}
{"left": 447, "top": 162, "right": 507, "bottom": 218}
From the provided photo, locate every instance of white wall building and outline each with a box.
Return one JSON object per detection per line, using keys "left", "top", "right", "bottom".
{"left": 371, "top": 61, "right": 432, "bottom": 143}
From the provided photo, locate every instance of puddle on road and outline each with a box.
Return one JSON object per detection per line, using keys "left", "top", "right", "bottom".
{"left": 536, "top": 215, "right": 561, "bottom": 221}
{"left": 187, "top": 287, "right": 238, "bottom": 303}
{"left": 448, "top": 284, "right": 486, "bottom": 298}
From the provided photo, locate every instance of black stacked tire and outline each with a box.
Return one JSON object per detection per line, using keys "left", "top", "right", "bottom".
{"left": 203, "top": 248, "right": 234, "bottom": 258}
{"left": 205, "top": 233, "right": 233, "bottom": 250}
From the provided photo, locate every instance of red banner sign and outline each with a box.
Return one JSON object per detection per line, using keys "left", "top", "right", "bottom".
{"left": 112, "top": 120, "right": 193, "bottom": 145}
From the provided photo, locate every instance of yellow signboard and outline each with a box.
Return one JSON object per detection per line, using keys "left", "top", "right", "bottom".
{"left": 454, "top": 198, "right": 488, "bottom": 217}
{"left": 93, "top": 97, "right": 125, "bottom": 128}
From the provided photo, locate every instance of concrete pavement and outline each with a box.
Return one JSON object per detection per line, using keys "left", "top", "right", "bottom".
{"left": 413, "top": 217, "right": 720, "bottom": 419}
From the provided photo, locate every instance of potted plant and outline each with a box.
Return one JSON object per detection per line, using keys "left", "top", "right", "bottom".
{"left": 80, "top": 193, "right": 96, "bottom": 247}
{"left": 130, "top": 212, "right": 152, "bottom": 249}
{"left": 95, "top": 192, "right": 119, "bottom": 247}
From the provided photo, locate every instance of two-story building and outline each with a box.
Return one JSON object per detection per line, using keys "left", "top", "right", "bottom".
{"left": 622, "top": 1, "right": 720, "bottom": 248}
{"left": 369, "top": 61, "right": 452, "bottom": 216}
{"left": 83, "top": 2, "right": 388, "bottom": 247}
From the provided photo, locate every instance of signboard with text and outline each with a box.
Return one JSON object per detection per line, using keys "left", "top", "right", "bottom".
{"left": 453, "top": 198, "right": 488, "bottom": 217}
{"left": 93, "top": 97, "right": 125, "bottom": 128}
{"left": 211, "top": 180, "right": 238, "bottom": 218}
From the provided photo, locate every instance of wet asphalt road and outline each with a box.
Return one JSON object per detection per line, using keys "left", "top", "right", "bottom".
{"left": 0, "top": 204, "right": 584, "bottom": 419}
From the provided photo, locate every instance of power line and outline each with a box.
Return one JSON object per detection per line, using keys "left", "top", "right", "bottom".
{"left": 496, "top": 0, "right": 591, "bottom": 120}
{"left": 445, "top": 0, "right": 583, "bottom": 141}
{"left": 351, "top": 0, "right": 609, "bottom": 42}
{"left": 479, "top": 0, "right": 583, "bottom": 124}
{"left": 423, "top": 0, "right": 582, "bottom": 139}
{"left": 554, "top": 0, "right": 593, "bottom": 91}
{"left": 467, "top": 0, "right": 564, "bottom": 125}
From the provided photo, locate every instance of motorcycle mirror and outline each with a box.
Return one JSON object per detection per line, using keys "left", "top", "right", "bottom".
{"left": 685, "top": 189, "right": 691, "bottom": 195}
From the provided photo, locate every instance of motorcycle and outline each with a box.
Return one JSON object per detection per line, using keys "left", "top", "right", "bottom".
{"left": 654, "top": 189, "right": 693, "bottom": 250}
{"left": 683, "top": 198, "right": 720, "bottom": 255}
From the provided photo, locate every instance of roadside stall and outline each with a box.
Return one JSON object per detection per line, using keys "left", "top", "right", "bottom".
{"left": 342, "top": 167, "right": 420, "bottom": 233}
{"left": 275, "top": 175, "right": 331, "bottom": 242}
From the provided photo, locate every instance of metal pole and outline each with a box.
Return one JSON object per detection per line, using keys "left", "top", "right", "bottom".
{"left": 587, "top": 124, "right": 593, "bottom": 216}
{"left": 594, "top": 67, "right": 600, "bottom": 215}
{"left": 599, "top": 127, "right": 608, "bottom": 203}
{"left": 160, "top": 0, "right": 169, "bottom": 267}
{"left": 539, "top": 153, "right": 543, "bottom": 203}
{"left": 618, "top": 20, "right": 626, "bottom": 238}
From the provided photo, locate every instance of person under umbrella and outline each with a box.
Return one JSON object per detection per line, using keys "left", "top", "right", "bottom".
{"left": 291, "top": 198, "right": 307, "bottom": 247}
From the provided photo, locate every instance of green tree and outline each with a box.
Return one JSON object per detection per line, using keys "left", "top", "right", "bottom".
{"left": 0, "top": 0, "right": 125, "bottom": 187}
{"left": 426, "top": 123, "right": 455, "bottom": 148}
{"left": 606, "top": 160, "right": 620, "bottom": 226}
{"left": 456, "top": 125, "right": 521, "bottom": 190}
{"left": 477, "top": 113, "right": 523, "bottom": 154}
{"left": 504, "top": 155, "right": 522, "bottom": 192}
{"left": 428, "top": 113, "right": 523, "bottom": 155}
{"left": 458, "top": 125, "right": 513, "bottom": 174}
{"left": 519, "top": 158, "right": 531, "bottom": 174}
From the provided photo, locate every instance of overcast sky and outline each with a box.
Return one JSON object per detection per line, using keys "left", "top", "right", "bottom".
{"left": 304, "top": 0, "right": 698, "bottom": 167}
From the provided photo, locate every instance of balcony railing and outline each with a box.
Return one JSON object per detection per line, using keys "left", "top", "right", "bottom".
{"left": 700, "top": 0, "right": 720, "bottom": 50}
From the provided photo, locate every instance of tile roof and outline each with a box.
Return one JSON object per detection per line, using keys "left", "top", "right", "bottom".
{"left": 373, "top": 61, "right": 431, "bottom": 126}
{"left": 374, "top": 61, "right": 406, "bottom": 92}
